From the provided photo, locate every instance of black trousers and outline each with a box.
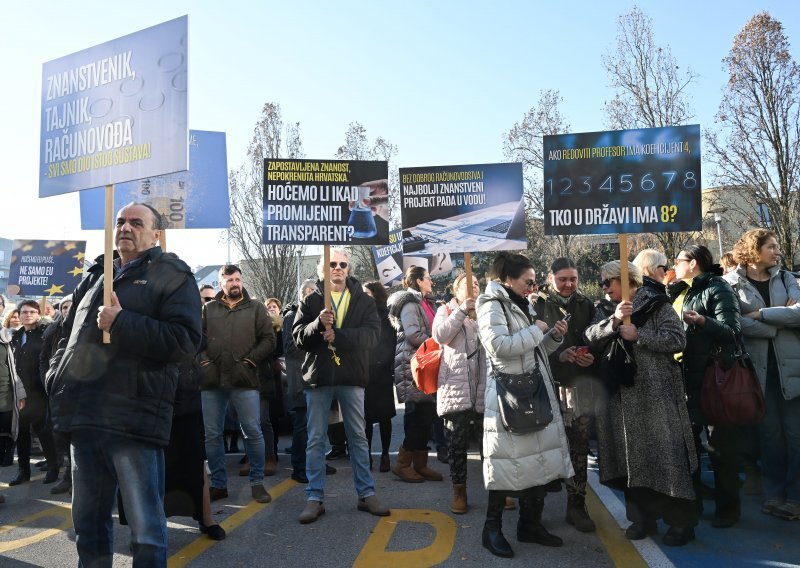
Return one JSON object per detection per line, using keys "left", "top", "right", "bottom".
{"left": 692, "top": 421, "right": 741, "bottom": 519}
{"left": 402, "top": 401, "right": 437, "bottom": 451}
{"left": 16, "top": 396, "right": 58, "bottom": 470}
{"left": 624, "top": 486, "right": 698, "bottom": 528}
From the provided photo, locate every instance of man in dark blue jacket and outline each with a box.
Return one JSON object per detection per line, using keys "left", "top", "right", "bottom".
{"left": 48, "top": 203, "right": 201, "bottom": 568}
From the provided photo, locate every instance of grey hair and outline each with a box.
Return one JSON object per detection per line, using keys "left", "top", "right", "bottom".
{"left": 600, "top": 260, "right": 643, "bottom": 286}
{"left": 632, "top": 248, "right": 667, "bottom": 279}
{"left": 299, "top": 278, "right": 317, "bottom": 302}
{"left": 316, "top": 248, "right": 352, "bottom": 279}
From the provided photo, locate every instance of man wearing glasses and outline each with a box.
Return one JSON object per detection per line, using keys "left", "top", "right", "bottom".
{"left": 199, "top": 265, "right": 275, "bottom": 504}
{"left": 292, "top": 250, "right": 389, "bottom": 523}
{"left": 200, "top": 284, "right": 216, "bottom": 304}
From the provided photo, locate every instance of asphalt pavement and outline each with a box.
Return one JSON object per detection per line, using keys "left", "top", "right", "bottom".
{"left": 0, "top": 410, "right": 797, "bottom": 567}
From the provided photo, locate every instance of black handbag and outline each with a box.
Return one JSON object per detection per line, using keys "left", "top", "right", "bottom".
{"left": 492, "top": 350, "right": 554, "bottom": 435}
{"left": 602, "top": 337, "right": 637, "bottom": 393}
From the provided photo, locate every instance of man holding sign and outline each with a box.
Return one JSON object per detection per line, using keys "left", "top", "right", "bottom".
{"left": 292, "top": 250, "right": 390, "bottom": 523}
{"left": 46, "top": 202, "right": 201, "bottom": 567}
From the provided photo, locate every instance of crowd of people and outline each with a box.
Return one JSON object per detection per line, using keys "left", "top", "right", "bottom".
{"left": 0, "top": 206, "right": 798, "bottom": 565}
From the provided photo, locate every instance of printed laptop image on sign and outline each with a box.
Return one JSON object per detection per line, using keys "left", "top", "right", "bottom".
{"left": 461, "top": 201, "right": 526, "bottom": 240}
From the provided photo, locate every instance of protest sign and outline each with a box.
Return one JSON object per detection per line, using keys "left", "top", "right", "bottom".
{"left": 399, "top": 163, "right": 526, "bottom": 254}
{"left": 79, "top": 130, "right": 229, "bottom": 230}
{"left": 263, "top": 159, "right": 389, "bottom": 245}
{"left": 7, "top": 240, "right": 86, "bottom": 297}
{"left": 40, "top": 16, "right": 189, "bottom": 197}
{"left": 543, "top": 125, "right": 701, "bottom": 236}
{"left": 372, "top": 230, "right": 404, "bottom": 286}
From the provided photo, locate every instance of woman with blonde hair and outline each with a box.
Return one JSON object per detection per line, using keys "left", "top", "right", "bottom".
{"left": 585, "top": 259, "right": 697, "bottom": 546}
{"left": 433, "top": 272, "right": 486, "bottom": 514}
{"left": 725, "top": 229, "right": 800, "bottom": 521}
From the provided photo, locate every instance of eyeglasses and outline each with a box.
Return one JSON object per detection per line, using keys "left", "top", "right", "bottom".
{"left": 202, "top": 297, "right": 214, "bottom": 303}
{"left": 601, "top": 278, "right": 619, "bottom": 288}
{"left": 523, "top": 279, "right": 537, "bottom": 288}
{"left": 19, "top": 310, "right": 40, "bottom": 316}
{"left": 329, "top": 262, "right": 348, "bottom": 269}
{"left": 657, "top": 264, "right": 669, "bottom": 272}
{"left": 674, "top": 257, "right": 691, "bottom": 264}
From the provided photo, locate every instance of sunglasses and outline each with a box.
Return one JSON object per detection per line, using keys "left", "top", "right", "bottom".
{"left": 601, "top": 278, "right": 619, "bottom": 288}
{"left": 523, "top": 280, "right": 537, "bottom": 288}
{"left": 657, "top": 264, "right": 669, "bottom": 272}
{"left": 329, "top": 261, "right": 348, "bottom": 269}
{"left": 202, "top": 297, "right": 215, "bottom": 303}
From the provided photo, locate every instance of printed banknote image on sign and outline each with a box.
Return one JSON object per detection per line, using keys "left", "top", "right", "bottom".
{"left": 7, "top": 240, "right": 87, "bottom": 297}
{"left": 399, "top": 163, "right": 526, "bottom": 254}
{"left": 263, "top": 159, "right": 389, "bottom": 245}
{"left": 79, "top": 130, "right": 229, "bottom": 230}
{"left": 39, "top": 16, "right": 189, "bottom": 197}
{"left": 543, "top": 125, "right": 701, "bottom": 236}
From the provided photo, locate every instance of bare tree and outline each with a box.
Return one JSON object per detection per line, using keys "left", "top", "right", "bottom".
{"left": 706, "top": 12, "right": 800, "bottom": 266}
{"left": 504, "top": 89, "right": 575, "bottom": 259}
{"left": 602, "top": 5, "right": 700, "bottom": 261}
{"left": 335, "top": 122, "right": 399, "bottom": 282}
{"left": 228, "top": 102, "right": 306, "bottom": 304}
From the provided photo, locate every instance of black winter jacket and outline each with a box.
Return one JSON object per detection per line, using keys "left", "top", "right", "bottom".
{"left": 292, "top": 277, "right": 379, "bottom": 388}
{"left": 199, "top": 288, "right": 276, "bottom": 390}
{"left": 47, "top": 247, "right": 202, "bottom": 447}
{"left": 666, "top": 271, "right": 741, "bottom": 418}
{"left": 11, "top": 323, "right": 48, "bottom": 399}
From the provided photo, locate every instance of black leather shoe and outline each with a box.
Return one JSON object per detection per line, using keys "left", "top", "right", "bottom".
{"left": 711, "top": 515, "right": 738, "bottom": 528}
{"left": 663, "top": 526, "right": 695, "bottom": 546}
{"left": 482, "top": 527, "right": 514, "bottom": 558}
{"left": 50, "top": 478, "right": 72, "bottom": 495}
{"left": 199, "top": 522, "right": 226, "bottom": 541}
{"left": 291, "top": 471, "right": 309, "bottom": 484}
{"left": 9, "top": 469, "right": 31, "bottom": 486}
{"left": 325, "top": 464, "right": 337, "bottom": 475}
{"left": 518, "top": 524, "right": 563, "bottom": 547}
{"left": 209, "top": 487, "right": 228, "bottom": 501}
{"left": 43, "top": 469, "right": 60, "bottom": 484}
{"left": 625, "top": 521, "right": 658, "bottom": 540}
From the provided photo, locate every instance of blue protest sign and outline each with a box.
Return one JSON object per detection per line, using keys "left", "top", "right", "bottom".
{"left": 543, "top": 125, "right": 702, "bottom": 235}
{"left": 79, "top": 130, "right": 229, "bottom": 230}
{"left": 40, "top": 16, "right": 189, "bottom": 197}
{"left": 7, "top": 240, "right": 87, "bottom": 297}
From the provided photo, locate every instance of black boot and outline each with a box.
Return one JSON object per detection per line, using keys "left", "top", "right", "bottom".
{"left": 518, "top": 494, "right": 563, "bottom": 547}
{"left": 482, "top": 491, "right": 514, "bottom": 558}
{"left": 9, "top": 467, "right": 31, "bottom": 486}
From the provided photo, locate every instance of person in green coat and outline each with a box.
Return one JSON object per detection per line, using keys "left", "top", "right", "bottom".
{"left": 665, "top": 245, "right": 741, "bottom": 528}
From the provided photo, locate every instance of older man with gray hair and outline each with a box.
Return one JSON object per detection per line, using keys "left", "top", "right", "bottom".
{"left": 292, "top": 249, "right": 389, "bottom": 523}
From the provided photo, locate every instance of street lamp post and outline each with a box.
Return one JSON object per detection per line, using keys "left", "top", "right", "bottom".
{"left": 709, "top": 208, "right": 727, "bottom": 259}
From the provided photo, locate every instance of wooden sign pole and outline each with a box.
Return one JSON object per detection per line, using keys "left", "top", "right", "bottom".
{"left": 618, "top": 234, "right": 631, "bottom": 325}
{"left": 323, "top": 245, "right": 332, "bottom": 329}
{"left": 464, "top": 251, "right": 476, "bottom": 318}
{"left": 160, "top": 228, "right": 167, "bottom": 252}
{"left": 103, "top": 184, "right": 114, "bottom": 344}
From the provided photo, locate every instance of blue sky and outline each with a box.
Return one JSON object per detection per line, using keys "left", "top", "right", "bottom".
{"left": 1, "top": 0, "right": 797, "bottom": 269}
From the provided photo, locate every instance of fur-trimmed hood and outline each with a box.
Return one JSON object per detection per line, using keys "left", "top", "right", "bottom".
{"left": 388, "top": 289, "right": 422, "bottom": 331}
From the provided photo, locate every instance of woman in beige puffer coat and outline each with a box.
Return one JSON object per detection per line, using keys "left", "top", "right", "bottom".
{"left": 434, "top": 273, "right": 486, "bottom": 514}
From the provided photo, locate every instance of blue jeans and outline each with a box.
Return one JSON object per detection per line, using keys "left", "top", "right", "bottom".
{"left": 71, "top": 430, "right": 166, "bottom": 568}
{"left": 202, "top": 388, "right": 265, "bottom": 487}
{"left": 305, "top": 386, "right": 374, "bottom": 502}
{"left": 760, "top": 374, "right": 800, "bottom": 502}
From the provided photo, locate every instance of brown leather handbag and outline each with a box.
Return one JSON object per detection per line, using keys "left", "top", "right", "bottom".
{"left": 701, "top": 336, "right": 765, "bottom": 425}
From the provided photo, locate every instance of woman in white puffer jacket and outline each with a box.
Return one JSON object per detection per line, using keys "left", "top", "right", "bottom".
{"left": 476, "top": 252, "right": 573, "bottom": 559}
{"left": 433, "top": 273, "right": 486, "bottom": 515}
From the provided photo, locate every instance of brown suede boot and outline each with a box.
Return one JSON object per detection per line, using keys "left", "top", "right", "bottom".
{"left": 451, "top": 484, "right": 468, "bottom": 514}
{"left": 392, "top": 446, "right": 424, "bottom": 483}
{"left": 265, "top": 455, "right": 278, "bottom": 476}
{"left": 413, "top": 450, "right": 443, "bottom": 481}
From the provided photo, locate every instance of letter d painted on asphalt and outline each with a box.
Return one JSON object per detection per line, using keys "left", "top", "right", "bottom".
{"left": 353, "top": 509, "right": 456, "bottom": 568}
